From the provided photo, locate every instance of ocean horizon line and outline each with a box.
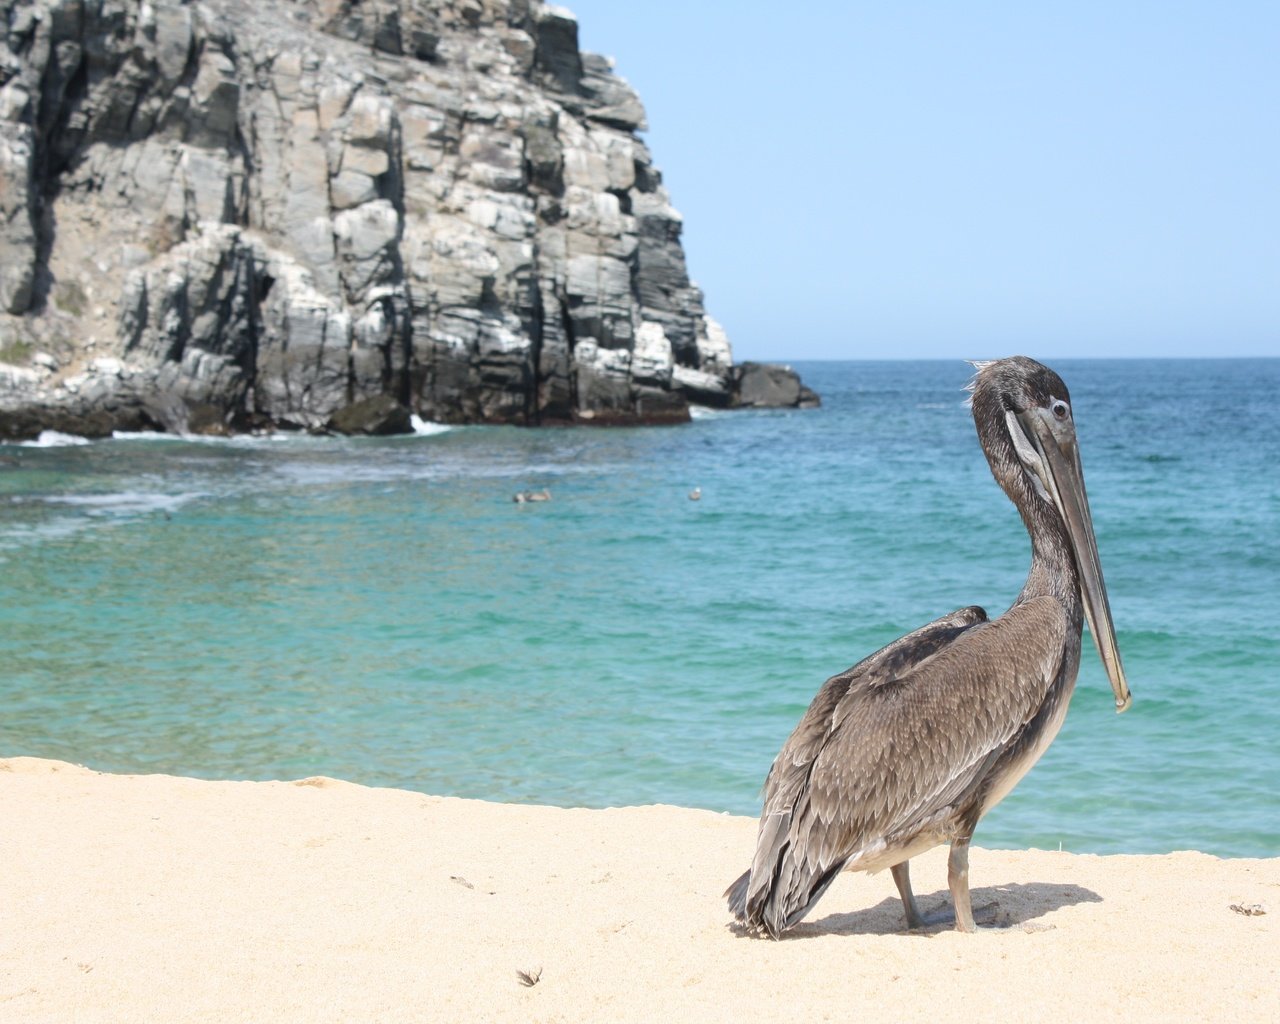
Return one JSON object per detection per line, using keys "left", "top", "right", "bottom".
{"left": 746, "top": 353, "right": 1280, "bottom": 364}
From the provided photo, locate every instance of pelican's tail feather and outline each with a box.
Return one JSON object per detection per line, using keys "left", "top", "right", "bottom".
{"left": 726, "top": 811, "right": 848, "bottom": 937}
{"left": 725, "top": 858, "right": 847, "bottom": 938}
{"left": 724, "top": 868, "right": 751, "bottom": 919}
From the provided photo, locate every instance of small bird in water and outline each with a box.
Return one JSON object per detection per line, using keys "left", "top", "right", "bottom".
{"left": 689, "top": 487, "right": 702, "bottom": 501}
{"left": 512, "top": 489, "right": 551, "bottom": 503}
{"left": 726, "top": 356, "right": 1133, "bottom": 936}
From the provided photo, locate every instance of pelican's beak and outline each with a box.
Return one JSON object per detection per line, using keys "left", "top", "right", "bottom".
{"left": 1014, "top": 408, "right": 1134, "bottom": 713}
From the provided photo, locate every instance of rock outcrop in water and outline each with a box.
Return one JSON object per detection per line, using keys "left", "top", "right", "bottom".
{"left": 0, "top": 0, "right": 816, "bottom": 438}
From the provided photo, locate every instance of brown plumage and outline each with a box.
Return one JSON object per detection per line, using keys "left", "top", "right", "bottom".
{"left": 726, "top": 356, "right": 1132, "bottom": 936}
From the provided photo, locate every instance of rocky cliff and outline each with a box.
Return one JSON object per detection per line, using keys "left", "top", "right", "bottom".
{"left": 0, "top": 0, "right": 816, "bottom": 437}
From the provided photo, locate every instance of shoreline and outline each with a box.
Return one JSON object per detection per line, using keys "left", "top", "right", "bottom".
{"left": 2, "top": 757, "right": 1275, "bottom": 1022}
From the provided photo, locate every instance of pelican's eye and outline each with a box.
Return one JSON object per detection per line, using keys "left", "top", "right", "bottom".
{"left": 1051, "top": 399, "right": 1070, "bottom": 420}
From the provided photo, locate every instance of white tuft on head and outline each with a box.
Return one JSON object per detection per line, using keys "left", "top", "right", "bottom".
{"left": 964, "top": 359, "right": 997, "bottom": 406}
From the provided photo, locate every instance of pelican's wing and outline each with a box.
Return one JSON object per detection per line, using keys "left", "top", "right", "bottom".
{"left": 729, "top": 597, "right": 1068, "bottom": 935}
{"left": 727, "top": 605, "right": 989, "bottom": 928}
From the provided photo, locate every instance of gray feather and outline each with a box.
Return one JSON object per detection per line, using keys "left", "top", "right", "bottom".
{"left": 727, "top": 599, "right": 1068, "bottom": 935}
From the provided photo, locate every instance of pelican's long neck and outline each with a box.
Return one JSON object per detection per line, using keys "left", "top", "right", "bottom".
{"left": 973, "top": 397, "right": 1082, "bottom": 616}
{"left": 1017, "top": 494, "right": 1082, "bottom": 615}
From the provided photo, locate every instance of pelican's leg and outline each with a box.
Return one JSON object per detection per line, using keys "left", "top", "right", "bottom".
{"left": 948, "top": 838, "right": 976, "bottom": 933}
{"left": 890, "top": 861, "right": 927, "bottom": 929}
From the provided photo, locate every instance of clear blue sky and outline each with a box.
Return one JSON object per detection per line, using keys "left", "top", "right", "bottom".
{"left": 566, "top": 2, "right": 1278, "bottom": 361}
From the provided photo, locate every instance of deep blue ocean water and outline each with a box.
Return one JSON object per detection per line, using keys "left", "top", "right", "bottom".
{"left": 1, "top": 359, "right": 1277, "bottom": 857}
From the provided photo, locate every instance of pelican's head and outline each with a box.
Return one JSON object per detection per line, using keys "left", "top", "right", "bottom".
{"left": 969, "top": 356, "right": 1133, "bottom": 713}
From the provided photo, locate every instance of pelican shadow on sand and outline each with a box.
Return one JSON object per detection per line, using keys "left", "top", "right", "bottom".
{"left": 730, "top": 881, "right": 1103, "bottom": 939}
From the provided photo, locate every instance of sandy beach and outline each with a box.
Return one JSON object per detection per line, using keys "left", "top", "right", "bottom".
{"left": 1, "top": 757, "right": 1275, "bottom": 1022}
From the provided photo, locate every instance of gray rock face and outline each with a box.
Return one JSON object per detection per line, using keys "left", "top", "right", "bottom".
{"left": 0, "top": 0, "right": 815, "bottom": 438}
{"left": 733, "top": 362, "right": 822, "bottom": 410}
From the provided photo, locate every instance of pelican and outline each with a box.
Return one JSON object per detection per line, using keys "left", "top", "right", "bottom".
{"left": 726, "top": 356, "right": 1132, "bottom": 936}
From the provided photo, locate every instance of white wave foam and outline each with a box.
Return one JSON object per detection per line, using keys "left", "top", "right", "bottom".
{"left": 0, "top": 492, "right": 201, "bottom": 553}
{"left": 411, "top": 415, "right": 453, "bottom": 436}
{"left": 225, "top": 432, "right": 320, "bottom": 447}
{"left": 45, "top": 491, "right": 203, "bottom": 516}
{"left": 108, "top": 422, "right": 452, "bottom": 444}
{"left": 688, "top": 405, "right": 727, "bottom": 420}
{"left": 20, "top": 430, "right": 92, "bottom": 447}
{"left": 0, "top": 516, "right": 91, "bottom": 550}
{"left": 111, "top": 430, "right": 176, "bottom": 441}
{"left": 109, "top": 428, "right": 317, "bottom": 447}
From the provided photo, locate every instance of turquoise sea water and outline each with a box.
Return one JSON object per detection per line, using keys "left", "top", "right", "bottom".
{"left": 1, "top": 359, "right": 1277, "bottom": 857}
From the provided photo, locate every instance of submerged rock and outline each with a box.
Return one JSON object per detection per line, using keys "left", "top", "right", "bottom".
{"left": 327, "top": 394, "right": 414, "bottom": 436}
{"left": 0, "top": 0, "right": 816, "bottom": 437}
{"left": 732, "top": 363, "right": 822, "bottom": 410}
